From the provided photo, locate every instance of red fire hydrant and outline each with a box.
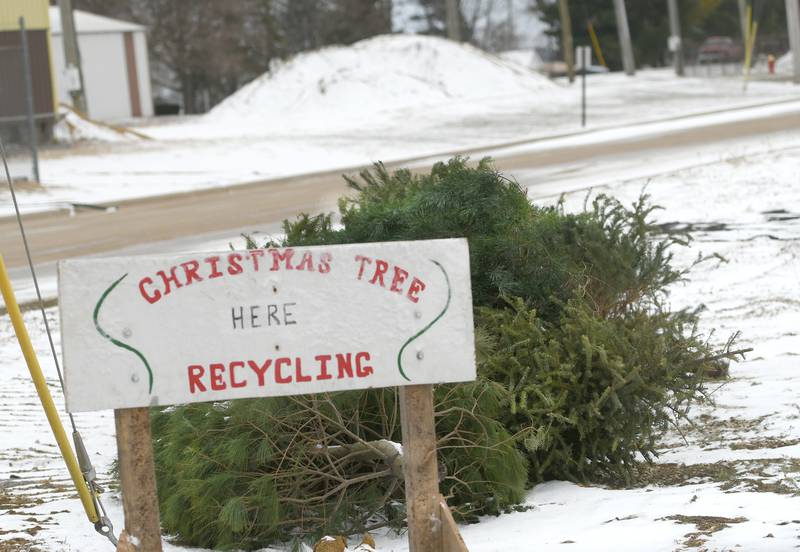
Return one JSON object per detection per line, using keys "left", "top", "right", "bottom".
{"left": 768, "top": 54, "right": 776, "bottom": 74}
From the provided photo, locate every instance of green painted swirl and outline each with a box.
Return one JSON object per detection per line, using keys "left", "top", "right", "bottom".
{"left": 396, "top": 259, "right": 452, "bottom": 381}
{"left": 93, "top": 274, "right": 153, "bottom": 393}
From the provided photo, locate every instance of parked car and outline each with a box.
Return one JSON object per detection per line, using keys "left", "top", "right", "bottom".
{"left": 697, "top": 36, "right": 743, "bottom": 63}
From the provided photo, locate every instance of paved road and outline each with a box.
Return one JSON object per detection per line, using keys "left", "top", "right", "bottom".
{"left": 2, "top": 104, "right": 799, "bottom": 271}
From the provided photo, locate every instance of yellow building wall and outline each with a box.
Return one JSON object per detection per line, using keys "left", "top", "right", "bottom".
{"left": 0, "top": 0, "right": 49, "bottom": 31}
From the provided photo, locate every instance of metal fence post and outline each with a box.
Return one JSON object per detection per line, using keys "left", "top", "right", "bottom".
{"left": 18, "top": 17, "right": 40, "bottom": 183}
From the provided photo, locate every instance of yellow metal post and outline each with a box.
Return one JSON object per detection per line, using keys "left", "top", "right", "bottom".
{"left": 587, "top": 21, "right": 607, "bottom": 68}
{"left": 0, "top": 254, "right": 100, "bottom": 524}
{"left": 743, "top": 9, "right": 759, "bottom": 90}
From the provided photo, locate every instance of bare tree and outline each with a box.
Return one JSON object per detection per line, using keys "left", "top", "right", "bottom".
{"left": 414, "top": 0, "right": 520, "bottom": 51}
{"left": 74, "top": 0, "right": 392, "bottom": 113}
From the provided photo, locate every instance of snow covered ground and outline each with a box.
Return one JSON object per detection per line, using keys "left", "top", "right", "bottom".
{"left": 2, "top": 34, "right": 799, "bottom": 216}
{"left": 52, "top": 105, "right": 149, "bottom": 145}
{"left": 2, "top": 32, "right": 799, "bottom": 551}
{"left": 2, "top": 128, "right": 799, "bottom": 550}
{"left": 777, "top": 51, "right": 795, "bottom": 76}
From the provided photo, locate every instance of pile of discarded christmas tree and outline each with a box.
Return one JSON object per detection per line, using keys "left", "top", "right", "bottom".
{"left": 152, "top": 157, "right": 740, "bottom": 550}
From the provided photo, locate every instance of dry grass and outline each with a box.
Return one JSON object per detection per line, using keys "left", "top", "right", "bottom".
{"left": 661, "top": 514, "right": 747, "bottom": 549}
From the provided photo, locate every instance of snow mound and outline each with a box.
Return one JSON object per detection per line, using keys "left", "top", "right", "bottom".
{"left": 53, "top": 104, "right": 150, "bottom": 144}
{"left": 208, "top": 34, "right": 555, "bottom": 129}
{"left": 776, "top": 51, "right": 793, "bottom": 75}
{"left": 499, "top": 49, "right": 544, "bottom": 70}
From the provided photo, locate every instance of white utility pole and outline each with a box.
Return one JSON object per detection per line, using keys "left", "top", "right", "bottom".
{"left": 558, "top": 0, "right": 575, "bottom": 82}
{"left": 58, "top": 0, "right": 87, "bottom": 113}
{"left": 613, "top": 0, "right": 636, "bottom": 75}
{"left": 667, "top": 0, "right": 683, "bottom": 76}
{"left": 445, "top": 0, "right": 461, "bottom": 41}
{"left": 506, "top": 0, "right": 515, "bottom": 51}
{"left": 786, "top": 0, "right": 800, "bottom": 84}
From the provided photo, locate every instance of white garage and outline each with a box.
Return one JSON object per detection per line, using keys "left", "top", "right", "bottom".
{"left": 49, "top": 8, "right": 153, "bottom": 121}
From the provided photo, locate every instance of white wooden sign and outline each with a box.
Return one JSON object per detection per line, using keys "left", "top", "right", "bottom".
{"left": 58, "top": 239, "right": 475, "bottom": 412}
{"left": 575, "top": 45, "right": 591, "bottom": 70}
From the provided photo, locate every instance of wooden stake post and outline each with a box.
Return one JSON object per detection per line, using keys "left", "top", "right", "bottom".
{"left": 115, "top": 408, "right": 162, "bottom": 552}
{"left": 400, "top": 384, "right": 468, "bottom": 552}
{"left": 58, "top": 239, "right": 475, "bottom": 552}
{"left": 400, "top": 384, "right": 443, "bottom": 550}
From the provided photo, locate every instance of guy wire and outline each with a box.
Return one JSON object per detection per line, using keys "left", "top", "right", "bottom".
{"left": 0, "top": 135, "right": 77, "bottom": 433}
